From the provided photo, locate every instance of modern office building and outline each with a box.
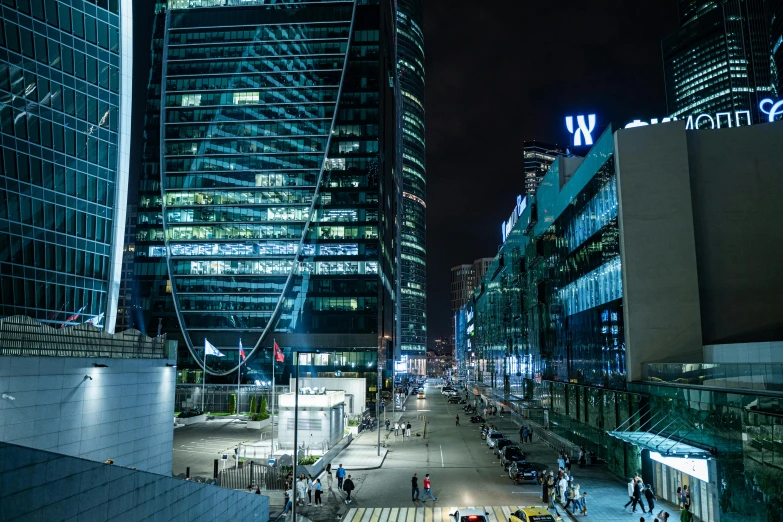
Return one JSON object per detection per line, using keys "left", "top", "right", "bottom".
{"left": 135, "top": 0, "right": 401, "bottom": 398}
{"left": 663, "top": 0, "right": 776, "bottom": 124}
{"left": 115, "top": 204, "right": 137, "bottom": 331}
{"left": 466, "top": 119, "right": 783, "bottom": 521}
{"left": 450, "top": 263, "right": 473, "bottom": 343}
{"left": 769, "top": 0, "right": 783, "bottom": 94}
{"left": 397, "top": 0, "right": 427, "bottom": 362}
{"left": 472, "top": 257, "right": 492, "bottom": 287}
{"left": 0, "top": 0, "right": 133, "bottom": 332}
{"left": 523, "top": 140, "right": 563, "bottom": 197}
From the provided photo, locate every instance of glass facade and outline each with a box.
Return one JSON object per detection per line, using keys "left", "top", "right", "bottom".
{"left": 663, "top": 0, "right": 775, "bottom": 123}
{"left": 0, "top": 0, "right": 132, "bottom": 332}
{"left": 135, "top": 0, "right": 400, "bottom": 389}
{"left": 397, "top": 0, "right": 426, "bottom": 356}
{"left": 522, "top": 140, "right": 562, "bottom": 197}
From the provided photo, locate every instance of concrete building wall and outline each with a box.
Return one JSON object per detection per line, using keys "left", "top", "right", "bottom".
{"left": 615, "top": 123, "right": 704, "bottom": 382}
{"left": 0, "top": 442, "right": 268, "bottom": 522}
{"left": 685, "top": 122, "right": 783, "bottom": 344}
{"left": 0, "top": 356, "right": 175, "bottom": 474}
{"left": 289, "top": 377, "right": 366, "bottom": 416}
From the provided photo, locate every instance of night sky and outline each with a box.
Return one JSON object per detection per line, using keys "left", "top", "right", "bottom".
{"left": 423, "top": 1, "right": 679, "bottom": 346}
{"left": 128, "top": 1, "right": 681, "bottom": 349}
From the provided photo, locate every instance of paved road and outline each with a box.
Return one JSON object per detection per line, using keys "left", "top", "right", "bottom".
{"left": 172, "top": 419, "right": 263, "bottom": 478}
{"left": 271, "top": 382, "right": 553, "bottom": 522}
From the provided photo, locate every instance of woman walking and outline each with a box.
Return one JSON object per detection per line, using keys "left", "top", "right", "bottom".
{"left": 325, "top": 463, "right": 333, "bottom": 489}
{"left": 314, "top": 479, "right": 323, "bottom": 507}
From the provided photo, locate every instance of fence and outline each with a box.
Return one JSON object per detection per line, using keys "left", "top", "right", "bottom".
{"left": 218, "top": 460, "right": 288, "bottom": 491}
{"left": 175, "top": 384, "right": 288, "bottom": 414}
{"left": 526, "top": 420, "right": 581, "bottom": 459}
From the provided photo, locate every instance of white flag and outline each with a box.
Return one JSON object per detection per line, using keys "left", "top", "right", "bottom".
{"left": 205, "top": 339, "right": 225, "bottom": 357}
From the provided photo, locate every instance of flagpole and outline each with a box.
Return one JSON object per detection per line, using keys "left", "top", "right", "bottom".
{"left": 237, "top": 340, "right": 241, "bottom": 420}
{"left": 202, "top": 339, "right": 207, "bottom": 412}
{"left": 271, "top": 339, "right": 276, "bottom": 458}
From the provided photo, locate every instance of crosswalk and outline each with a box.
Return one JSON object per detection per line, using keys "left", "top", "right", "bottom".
{"left": 342, "top": 506, "right": 557, "bottom": 522}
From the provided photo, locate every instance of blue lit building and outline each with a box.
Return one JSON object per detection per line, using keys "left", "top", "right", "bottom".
{"left": 467, "top": 119, "right": 783, "bottom": 521}
{"left": 135, "top": 0, "right": 401, "bottom": 398}
{"left": 0, "top": 0, "right": 133, "bottom": 332}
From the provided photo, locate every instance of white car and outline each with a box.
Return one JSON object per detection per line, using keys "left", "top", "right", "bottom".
{"left": 486, "top": 432, "right": 505, "bottom": 448}
{"left": 449, "top": 509, "right": 489, "bottom": 522}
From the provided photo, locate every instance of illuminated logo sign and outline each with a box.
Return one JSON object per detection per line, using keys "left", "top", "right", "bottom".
{"left": 650, "top": 452, "right": 709, "bottom": 482}
{"left": 501, "top": 195, "right": 528, "bottom": 243}
{"left": 760, "top": 98, "right": 783, "bottom": 122}
{"left": 466, "top": 309, "right": 474, "bottom": 323}
{"left": 565, "top": 114, "right": 596, "bottom": 146}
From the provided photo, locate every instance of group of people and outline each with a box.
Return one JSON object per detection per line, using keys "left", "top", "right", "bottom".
{"left": 393, "top": 420, "right": 413, "bottom": 437}
{"left": 283, "top": 463, "right": 357, "bottom": 514}
{"left": 518, "top": 425, "right": 534, "bottom": 443}
{"left": 624, "top": 475, "right": 657, "bottom": 514}
{"left": 410, "top": 473, "right": 437, "bottom": 502}
{"left": 539, "top": 460, "right": 588, "bottom": 517}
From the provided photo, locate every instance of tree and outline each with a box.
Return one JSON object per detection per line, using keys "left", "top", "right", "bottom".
{"left": 249, "top": 396, "right": 257, "bottom": 415}
{"left": 259, "top": 396, "right": 268, "bottom": 416}
{"left": 229, "top": 393, "right": 236, "bottom": 415}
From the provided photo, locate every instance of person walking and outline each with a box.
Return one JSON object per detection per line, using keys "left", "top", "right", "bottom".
{"left": 422, "top": 474, "right": 437, "bottom": 501}
{"left": 411, "top": 473, "right": 420, "bottom": 501}
{"left": 540, "top": 470, "right": 549, "bottom": 503}
{"left": 385, "top": 419, "right": 390, "bottom": 431}
{"left": 296, "top": 476, "right": 307, "bottom": 506}
{"left": 394, "top": 421, "right": 400, "bottom": 436}
{"left": 325, "top": 463, "right": 333, "bottom": 489}
{"left": 557, "top": 454, "right": 565, "bottom": 472}
{"left": 645, "top": 484, "right": 657, "bottom": 514}
{"left": 406, "top": 422, "right": 412, "bottom": 437}
{"left": 455, "top": 415, "right": 460, "bottom": 426}
{"left": 679, "top": 505, "right": 693, "bottom": 522}
{"left": 624, "top": 478, "right": 636, "bottom": 510}
{"left": 284, "top": 486, "right": 293, "bottom": 515}
{"left": 564, "top": 455, "right": 571, "bottom": 472}
{"left": 343, "top": 475, "right": 355, "bottom": 504}
{"left": 306, "top": 474, "right": 314, "bottom": 505}
{"left": 528, "top": 425, "right": 533, "bottom": 442}
{"left": 633, "top": 478, "right": 647, "bottom": 514}
{"left": 336, "top": 463, "right": 346, "bottom": 490}
{"left": 558, "top": 475, "right": 568, "bottom": 505}
{"left": 314, "top": 479, "right": 323, "bottom": 507}
{"left": 519, "top": 426, "right": 526, "bottom": 443}
{"left": 578, "top": 446, "right": 586, "bottom": 467}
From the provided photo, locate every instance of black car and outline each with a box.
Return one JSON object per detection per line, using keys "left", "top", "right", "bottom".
{"left": 494, "top": 438, "right": 513, "bottom": 457}
{"left": 448, "top": 395, "right": 461, "bottom": 403}
{"left": 501, "top": 446, "right": 526, "bottom": 470}
{"left": 508, "top": 461, "right": 537, "bottom": 483}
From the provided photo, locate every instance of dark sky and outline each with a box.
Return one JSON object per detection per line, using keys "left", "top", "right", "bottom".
{"left": 423, "top": 1, "right": 679, "bottom": 345}
{"left": 129, "top": 1, "right": 680, "bottom": 348}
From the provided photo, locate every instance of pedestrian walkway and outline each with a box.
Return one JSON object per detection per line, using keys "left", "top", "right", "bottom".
{"left": 343, "top": 506, "right": 560, "bottom": 522}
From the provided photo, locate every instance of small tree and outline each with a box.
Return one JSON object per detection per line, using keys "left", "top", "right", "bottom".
{"left": 249, "top": 396, "right": 257, "bottom": 415}
{"left": 229, "top": 393, "right": 237, "bottom": 415}
{"left": 259, "top": 396, "right": 268, "bottom": 416}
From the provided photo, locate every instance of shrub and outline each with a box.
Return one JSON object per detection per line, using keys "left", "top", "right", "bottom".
{"left": 259, "top": 396, "right": 268, "bottom": 416}
{"left": 250, "top": 412, "right": 270, "bottom": 422}
{"left": 229, "top": 394, "right": 236, "bottom": 415}
{"left": 249, "top": 396, "right": 257, "bottom": 415}
{"left": 298, "top": 455, "right": 319, "bottom": 465}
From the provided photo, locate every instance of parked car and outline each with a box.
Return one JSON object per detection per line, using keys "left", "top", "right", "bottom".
{"left": 448, "top": 395, "right": 461, "bottom": 403}
{"left": 508, "top": 506, "right": 554, "bottom": 522}
{"left": 450, "top": 509, "right": 489, "bottom": 522}
{"left": 500, "top": 446, "right": 526, "bottom": 470}
{"left": 486, "top": 432, "right": 505, "bottom": 448}
{"left": 493, "top": 438, "right": 513, "bottom": 457}
{"left": 508, "top": 461, "right": 538, "bottom": 483}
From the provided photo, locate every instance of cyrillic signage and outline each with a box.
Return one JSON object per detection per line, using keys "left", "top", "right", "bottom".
{"left": 624, "top": 98, "right": 783, "bottom": 130}
{"left": 501, "top": 195, "right": 527, "bottom": 243}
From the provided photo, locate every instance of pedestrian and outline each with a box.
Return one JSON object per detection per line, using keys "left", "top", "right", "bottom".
{"left": 578, "top": 491, "right": 588, "bottom": 516}
{"left": 336, "top": 463, "right": 346, "bottom": 490}
{"left": 411, "top": 473, "right": 420, "bottom": 501}
{"left": 247, "top": 485, "right": 253, "bottom": 493}
{"left": 406, "top": 422, "right": 412, "bottom": 437}
{"left": 528, "top": 426, "right": 533, "bottom": 442}
{"left": 455, "top": 415, "right": 460, "bottom": 426}
{"left": 676, "top": 487, "right": 682, "bottom": 508}
{"left": 557, "top": 454, "right": 565, "bottom": 471}
{"left": 558, "top": 475, "right": 567, "bottom": 504}
{"left": 540, "top": 470, "right": 549, "bottom": 503}
{"left": 343, "top": 475, "right": 355, "bottom": 504}
{"left": 624, "top": 478, "right": 636, "bottom": 510}
{"left": 679, "top": 505, "right": 693, "bottom": 522}
{"left": 325, "top": 463, "right": 333, "bottom": 489}
{"left": 284, "top": 486, "right": 293, "bottom": 515}
{"left": 578, "top": 446, "right": 586, "bottom": 467}
{"left": 633, "top": 478, "right": 647, "bottom": 514}
{"left": 386, "top": 419, "right": 390, "bottom": 431}
{"left": 255, "top": 487, "right": 261, "bottom": 494}
{"left": 564, "top": 483, "right": 576, "bottom": 510}
{"left": 395, "top": 421, "right": 400, "bottom": 436}
{"left": 306, "top": 474, "right": 313, "bottom": 505}
{"left": 519, "top": 426, "right": 526, "bottom": 443}
{"left": 682, "top": 485, "right": 691, "bottom": 510}
{"left": 645, "top": 484, "right": 657, "bottom": 514}
{"left": 314, "top": 479, "right": 322, "bottom": 507}
{"left": 564, "top": 455, "right": 571, "bottom": 472}
{"left": 422, "top": 473, "right": 437, "bottom": 501}
{"left": 296, "top": 476, "right": 307, "bottom": 506}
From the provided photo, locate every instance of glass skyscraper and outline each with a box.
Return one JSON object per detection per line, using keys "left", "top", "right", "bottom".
{"left": 523, "top": 140, "right": 562, "bottom": 197}
{"left": 397, "top": 0, "right": 426, "bottom": 357}
{"left": 0, "top": 0, "right": 133, "bottom": 332}
{"left": 663, "top": 0, "right": 775, "bottom": 123}
{"left": 135, "top": 0, "right": 400, "bottom": 391}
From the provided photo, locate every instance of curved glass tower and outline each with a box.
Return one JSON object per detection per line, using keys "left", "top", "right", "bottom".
{"left": 136, "top": 0, "right": 400, "bottom": 390}
{"left": 397, "top": 0, "right": 427, "bottom": 362}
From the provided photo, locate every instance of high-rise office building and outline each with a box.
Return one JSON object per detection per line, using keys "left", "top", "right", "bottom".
{"left": 135, "top": 0, "right": 400, "bottom": 390}
{"left": 115, "top": 204, "right": 137, "bottom": 332}
{"left": 450, "top": 263, "right": 473, "bottom": 343}
{"left": 0, "top": 0, "right": 133, "bottom": 332}
{"left": 663, "top": 0, "right": 775, "bottom": 124}
{"left": 472, "top": 257, "right": 493, "bottom": 287}
{"left": 769, "top": 0, "right": 783, "bottom": 94}
{"left": 397, "top": 0, "right": 427, "bottom": 358}
{"left": 523, "top": 141, "right": 562, "bottom": 197}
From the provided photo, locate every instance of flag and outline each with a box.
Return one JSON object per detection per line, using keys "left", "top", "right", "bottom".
{"left": 60, "top": 305, "right": 87, "bottom": 328}
{"left": 274, "top": 340, "right": 284, "bottom": 362}
{"left": 85, "top": 313, "right": 104, "bottom": 326}
{"left": 205, "top": 339, "right": 225, "bottom": 357}
{"left": 239, "top": 340, "right": 246, "bottom": 362}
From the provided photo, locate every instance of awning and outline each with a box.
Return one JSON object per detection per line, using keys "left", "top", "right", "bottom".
{"left": 608, "top": 431, "right": 712, "bottom": 458}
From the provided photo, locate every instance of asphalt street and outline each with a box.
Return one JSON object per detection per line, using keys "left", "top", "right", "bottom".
{"left": 172, "top": 419, "right": 262, "bottom": 478}
{"left": 271, "top": 382, "right": 553, "bottom": 522}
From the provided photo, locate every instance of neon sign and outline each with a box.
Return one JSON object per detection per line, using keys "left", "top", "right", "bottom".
{"left": 501, "top": 195, "right": 528, "bottom": 243}
{"left": 625, "top": 98, "right": 783, "bottom": 130}
{"left": 565, "top": 114, "right": 596, "bottom": 146}
{"left": 760, "top": 98, "right": 783, "bottom": 122}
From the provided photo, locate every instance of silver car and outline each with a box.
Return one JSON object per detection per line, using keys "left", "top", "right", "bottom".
{"left": 486, "top": 432, "right": 504, "bottom": 448}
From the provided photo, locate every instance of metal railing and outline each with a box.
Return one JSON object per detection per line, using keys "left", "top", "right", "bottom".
{"left": 218, "top": 460, "right": 288, "bottom": 491}
{"left": 0, "top": 315, "right": 169, "bottom": 359}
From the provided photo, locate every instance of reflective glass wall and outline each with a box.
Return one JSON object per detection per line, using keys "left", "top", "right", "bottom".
{"left": 0, "top": 0, "right": 132, "bottom": 331}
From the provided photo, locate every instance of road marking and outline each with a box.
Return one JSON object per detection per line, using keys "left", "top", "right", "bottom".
{"left": 440, "top": 445, "right": 444, "bottom": 467}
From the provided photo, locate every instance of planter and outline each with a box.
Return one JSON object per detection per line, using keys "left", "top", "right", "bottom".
{"left": 177, "top": 414, "right": 206, "bottom": 425}
{"left": 346, "top": 425, "right": 359, "bottom": 436}
{"left": 247, "top": 418, "right": 272, "bottom": 430}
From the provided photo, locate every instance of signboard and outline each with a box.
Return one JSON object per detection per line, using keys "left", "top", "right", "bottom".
{"left": 650, "top": 452, "right": 709, "bottom": 482}
{"left": 501, "top": 195, "right": 528, "bottom": 243}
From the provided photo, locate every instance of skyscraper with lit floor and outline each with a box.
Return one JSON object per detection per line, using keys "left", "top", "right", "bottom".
{"left": 523, "top": 141, "right": 563, "bottom": 197}
{"left": 0, "top": 0, "right": 133, "bottom": 332}
{"left": 397, "top": 0, "right": 427, "bottom": 371}
{"left": 135, "top": 0, "right": 401, "bottom": 395}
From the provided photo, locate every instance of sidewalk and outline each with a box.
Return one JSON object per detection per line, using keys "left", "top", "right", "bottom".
{"left": 482, "top": 407, "right": 682, "bottom": 522}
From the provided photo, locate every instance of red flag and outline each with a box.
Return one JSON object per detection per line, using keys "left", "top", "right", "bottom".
{"left": 274, "top": 341, "right": 284, "bottom": 363}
